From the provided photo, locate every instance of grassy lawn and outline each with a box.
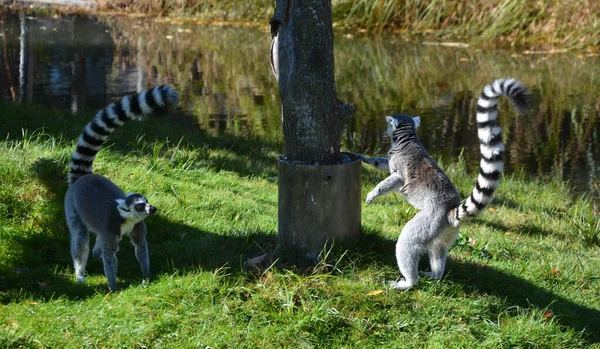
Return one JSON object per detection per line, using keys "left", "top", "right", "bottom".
{"left": 1, "top": 101, "right": 599, "bottom": 347}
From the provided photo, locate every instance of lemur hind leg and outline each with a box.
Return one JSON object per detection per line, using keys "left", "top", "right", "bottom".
{"left": 68, "top": 213, "right": 90, "bottom": 283}
{"left": 421, "top": 227, "right": 459, "bottom": 280}
{"left": 390, "top": 211, "right": 448, "bottom": 290}
{"left": 92, "top": 236, "right": 102, "bottom": 260}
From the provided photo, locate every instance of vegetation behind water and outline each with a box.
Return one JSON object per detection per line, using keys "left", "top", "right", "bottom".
{"left": 0, "top": 12, "right": 600, "bottom": 193}
{"left": 95, "top": 17, "right": 600, "bottom": 197}
{"left": 1, "top": 96, "right": 600, "bottom": 347}
{"left": 93, "top": 0, "right": 600, "bottom": 51}
{"left": 2, "top": 13, "right": 598, "bottom": 194}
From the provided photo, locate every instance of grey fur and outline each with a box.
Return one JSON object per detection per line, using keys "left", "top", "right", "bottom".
{"left": 361, "top": 79, "right": 531, "bottom": 290}
{"left": 65, "top": 85, "right": 178, "bottom": 290}
{"left": 65, "top": 175, "right": 154, "bottom": 290}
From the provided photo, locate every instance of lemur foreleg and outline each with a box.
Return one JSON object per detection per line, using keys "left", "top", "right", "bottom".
{"left": 130, "top": 224, "right": 151, "bottom": 278}
{"left": 365, "top": 173, "right": 404, "bottom": 204}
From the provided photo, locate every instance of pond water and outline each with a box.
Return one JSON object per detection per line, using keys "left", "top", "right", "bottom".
{"left": 1, "top": 12, "right": 599, "bottom": 197}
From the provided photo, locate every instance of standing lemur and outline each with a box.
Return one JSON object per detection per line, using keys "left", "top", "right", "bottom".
{"left": 360, "top": 78, "right": 531, "bottom": 290}
{"left": 64, "top": 85, "right": 179, "bottom": 291}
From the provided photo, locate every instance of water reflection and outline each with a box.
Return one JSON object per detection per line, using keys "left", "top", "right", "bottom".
{"left": 1, "top": 12, "right": 599, "bottom": 196}
{"left": 1, "top": 13, "right": 113, "bottom": 111}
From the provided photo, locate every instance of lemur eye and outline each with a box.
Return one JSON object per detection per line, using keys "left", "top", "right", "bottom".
{"left": 134, "top": 203, "right": 146, "bottom": 212}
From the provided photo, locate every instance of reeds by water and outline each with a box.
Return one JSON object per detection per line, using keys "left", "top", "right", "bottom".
{"left": 340, "top": 0, "right": 600, "bottom": 50}
{"left": 95, "top": 0, "right": 600, "bottom": 50}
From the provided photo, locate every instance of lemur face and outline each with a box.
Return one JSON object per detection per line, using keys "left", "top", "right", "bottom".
{"left": 116, "top": 193, "right": 157, "bottom": 221}
{"left": 385, "top": 114, "right": 421, "bottom": 139}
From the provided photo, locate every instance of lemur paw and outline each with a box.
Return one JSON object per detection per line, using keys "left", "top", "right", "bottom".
{"left": 366, "top": 191, "right": 377, "bottom": 204}
{"left": 389, "top": 279, "right": 415, "bottom": 290}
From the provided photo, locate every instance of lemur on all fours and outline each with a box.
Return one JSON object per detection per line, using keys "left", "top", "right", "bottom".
{"left": 360, "top": 78, "right": 531, "bottom": 290}
{"left": 64, "top": 85, "right": 179, "bottom": 291}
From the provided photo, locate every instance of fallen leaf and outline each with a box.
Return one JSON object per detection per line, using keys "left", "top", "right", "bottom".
{"left": 366, "top": 289, "right": 385, "bottom": 296}
{"left": 543, "top": 309, "right": 554, "bottom": 319}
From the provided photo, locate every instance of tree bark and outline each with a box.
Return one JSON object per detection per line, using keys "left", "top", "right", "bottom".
{"left": 270, "top": 0, "right": 360, "bottom": 257}
{"left": 270, "top": 0, "right": 354, "bottom": 165}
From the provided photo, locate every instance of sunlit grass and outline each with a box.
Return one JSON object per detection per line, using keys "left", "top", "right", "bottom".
{"left": 1, "top": 102, "right": 599, "bottom": 347}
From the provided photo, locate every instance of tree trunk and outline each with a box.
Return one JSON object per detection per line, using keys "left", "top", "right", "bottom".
{"left": 270, "top": 0, "right": 354, "bottom": 165}
{"left": 270, "top": 0, "right": 360, "bottom": 257}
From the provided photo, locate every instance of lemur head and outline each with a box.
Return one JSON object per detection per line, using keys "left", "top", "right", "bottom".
{"left": 116, "top": 193, "right": 157, "bottom": 221}
{"left": 385, "top": 114, "right": 421, "bottom": 139}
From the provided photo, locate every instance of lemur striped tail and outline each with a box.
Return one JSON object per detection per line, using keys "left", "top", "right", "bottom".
{"left": 449, "top": 78, "right": 531, "bottom": 227}
{"left": 68, "top": 85, "right": 179, "bottom": 185}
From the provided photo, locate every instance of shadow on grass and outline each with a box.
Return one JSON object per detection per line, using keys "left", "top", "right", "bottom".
{"left": 355, "top": 229, "right": 600, "bottom": 344}
{"left": 0, "top": 191, "right": 277, "bottom": 303}
{"left": 0, "top": 158, "right": 277, "bottom": 303}
{"left": 485, "top": 220, "right": 556, "bottom": 238}
{"left": 3, "top": 222, "right": 599, "bottom": 343}
{"left": 446, "top": 258, "right": 600, "bottom": 343}
{"left": 2, "top": 102, "right": 599, "bottom": 342}
{"left": 1, "top": 104, "right": 282, "bottom": 301}
{"left": 0, "top": 220, "right": 277, "bottom": 303}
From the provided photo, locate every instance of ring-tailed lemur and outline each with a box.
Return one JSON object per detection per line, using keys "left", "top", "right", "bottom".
{"left": 360, "top": 78, "right": 531, "bottom": 290}
{"left": 64, "top": 85, "right": 179, "bottom": 291}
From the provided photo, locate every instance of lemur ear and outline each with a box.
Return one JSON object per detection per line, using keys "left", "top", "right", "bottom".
{"left": 115, "top": 199, "right": 128, "bottom": 210}
{"left": 385, "top": 116, "right": 399, "bottom": 129}
{"left": 412, "top": 116, "right": 421, "bottom": 129}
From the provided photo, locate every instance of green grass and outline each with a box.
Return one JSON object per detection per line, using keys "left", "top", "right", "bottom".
{"left": 1, "top": 101, "right": 599, "bottom": 347}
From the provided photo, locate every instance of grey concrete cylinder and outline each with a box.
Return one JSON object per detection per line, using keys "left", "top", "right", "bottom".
{"left": 278, "top": 152, "right": 361, "bottom": 254}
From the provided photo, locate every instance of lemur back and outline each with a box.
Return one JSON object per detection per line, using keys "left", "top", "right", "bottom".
{"left": 362, "top": 78, "right": 531, "bottom": 290}
{"left": 65, "top": 85, "right": 179, "bottom": 291}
